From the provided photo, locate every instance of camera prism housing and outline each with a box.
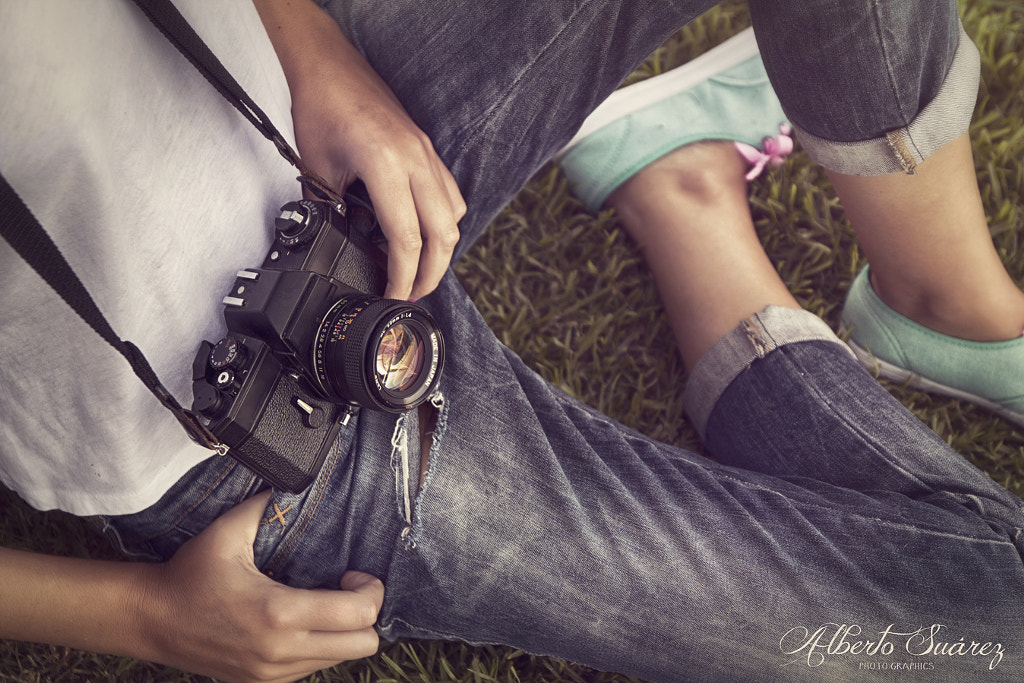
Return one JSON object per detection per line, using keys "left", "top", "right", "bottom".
{"left": 191, "top": 198, "right": 445, "bottom": 492}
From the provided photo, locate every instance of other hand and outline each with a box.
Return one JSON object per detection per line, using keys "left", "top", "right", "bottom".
{"left": 134, "top": 491, "right": 384, "bottom": 683}
{"left": 255, "top": 0, "right": 466, "bottom": 301}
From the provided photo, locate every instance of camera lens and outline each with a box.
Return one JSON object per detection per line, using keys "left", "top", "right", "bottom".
{"left": 312, "top": 297, "right": 444, "bottom": 411}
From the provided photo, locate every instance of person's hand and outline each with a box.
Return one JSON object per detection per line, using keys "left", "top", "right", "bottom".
{"left": 133, "top": 491, "right": 384, "bottom": 683}
{"left": 254, "top": 0, "right": 466, "bottom": 301}
{"left": 290, "top": 57, "right": 466, "bottom": 302}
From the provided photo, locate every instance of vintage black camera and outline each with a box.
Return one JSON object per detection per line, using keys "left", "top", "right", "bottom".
{"left": 191, "top": 197, "right": 445, "bottom": 492}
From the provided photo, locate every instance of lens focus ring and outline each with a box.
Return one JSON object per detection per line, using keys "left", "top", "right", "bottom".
{"left": 312, "top": 297, "right": 443, "bottom": 411}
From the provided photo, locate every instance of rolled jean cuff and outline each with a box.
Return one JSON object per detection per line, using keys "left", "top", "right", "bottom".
{"left": 682, "top": 306, "right": 855, "bottom": 439}
{"left": 794, "top": 22, "right": 979, "bottom": 176}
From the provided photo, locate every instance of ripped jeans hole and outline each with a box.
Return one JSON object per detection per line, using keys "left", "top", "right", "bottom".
{"left": 418, "top": 398, "right": 439, "bottom": 491}
{"left": 393, "top": 392, "right": 444, "bottom": 533}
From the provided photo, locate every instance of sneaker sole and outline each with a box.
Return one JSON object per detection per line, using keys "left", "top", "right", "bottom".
{"left": 847, "top": 339, "right": 1024, "bottom": 429}
{"left": 558, "top": 28, "right": 760, "bottom": 157}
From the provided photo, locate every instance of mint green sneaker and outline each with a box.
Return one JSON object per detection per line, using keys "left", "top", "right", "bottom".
{"left": 558, "top": 27, "right": 790, "bottom": 212}
{"left": 841, "top": 267, "right": 1024, "bottom": 428}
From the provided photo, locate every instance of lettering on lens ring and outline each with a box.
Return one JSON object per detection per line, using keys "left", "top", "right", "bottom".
{"left": 779, "top": 623, "right": 1004, "bottom": 670}
{"left": 423, "top": 332, "right": 440, "bottom": 386}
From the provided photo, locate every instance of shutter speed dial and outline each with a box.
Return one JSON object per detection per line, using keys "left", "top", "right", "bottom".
{"left": 274, "top": 200, "right": 322, "bottom": 248}
{"left": 209, "top": 335, "right": 246, "bottom": 370}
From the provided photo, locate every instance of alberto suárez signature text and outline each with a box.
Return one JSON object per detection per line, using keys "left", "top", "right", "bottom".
{"left": 780, "top": 623, "right": 1004, "bottom": 670}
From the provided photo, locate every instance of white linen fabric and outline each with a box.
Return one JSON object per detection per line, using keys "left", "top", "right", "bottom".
{"left": 0, "top": 0, "right": 298, "bottom": 515}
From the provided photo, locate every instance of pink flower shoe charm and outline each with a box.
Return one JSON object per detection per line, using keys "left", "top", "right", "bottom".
{"left": 735, "top": 123, "right": 794, "bottom": 181}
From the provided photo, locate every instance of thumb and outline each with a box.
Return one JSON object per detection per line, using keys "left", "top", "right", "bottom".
{"left": 339, "top": 573, "right": 380, "bottom": 593}
{"left": 340, "top": 570, "right": 385, "bottom": 597}
{"left": 340, "top": 571, "right": 386, "bottom": 623}
{"left": 204, "top": 489, "right": 274, "bottom": 550}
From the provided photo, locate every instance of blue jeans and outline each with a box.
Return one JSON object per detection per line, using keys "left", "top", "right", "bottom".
{"left": 101, "top": 1, "right": 1024, "bottom": 681}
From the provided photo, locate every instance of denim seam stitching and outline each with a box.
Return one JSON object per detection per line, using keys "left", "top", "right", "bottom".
{"left": 780, "top": 344, "right": 934, "bottom": 489}
{"left": 265, "top": 441, "right": 342, "bottom": 575}
{"left": 779, "top": 346, "right": 1024, "bottom": 537}
{"left": 869, "top": 0, "right": 914, "bottom": 130}
{"left": 709, "top": 346, "right": 1018, "bottom": 543}
{"left": 687, "top": 459, "right": 1016, "bottom": 546}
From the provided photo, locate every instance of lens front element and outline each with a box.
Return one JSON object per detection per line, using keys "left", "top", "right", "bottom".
{"left": 376, "top": 322, "right": 425, "bottom": 392}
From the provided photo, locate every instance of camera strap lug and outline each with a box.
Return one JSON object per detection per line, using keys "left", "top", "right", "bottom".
{"left": 340, "top": 405, "right": 358, "bottom": 426}
{"left": 297, "top": 172, "right": 347, "bottom": 215}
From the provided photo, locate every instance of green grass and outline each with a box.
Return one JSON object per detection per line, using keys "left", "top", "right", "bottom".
{"left": 3, "top": 1, "right": 1023, "bottom": 680}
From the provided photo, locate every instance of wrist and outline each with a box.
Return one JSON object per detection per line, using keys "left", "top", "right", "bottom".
{"left": 118, "top": 559, "right": 170, "bottom": 664}
{"left": 254, "top": 0, "right": 383, "bottom": 102}
{"left": 0, "top": 547, "right": 158, "bottom": 660}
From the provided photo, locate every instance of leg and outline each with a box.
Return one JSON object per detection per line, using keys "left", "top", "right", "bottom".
{"left": 827, "top": 135, "right": 1024, "bottom": 342}
{"left": 607, "top": 140, "right": 800, "bottom": 369}
{"left": 320, "top": 0, "right": 721, "bottom": 254}
{"left": 581, "top": 84, "right": 1017, "bottom": 508}
{"left": 748, "top": 0, "right": 1024, "bottom": 422}
{"left": 755, "top": 0, "right": 1024, "bottom": 341}
{"left": 368, "top": 271, "right": 1024, "bottom": 683}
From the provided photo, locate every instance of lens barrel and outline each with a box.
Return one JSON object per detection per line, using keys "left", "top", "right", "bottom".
{"left": 312, "top": 297, "right": 443, "bottom": 411}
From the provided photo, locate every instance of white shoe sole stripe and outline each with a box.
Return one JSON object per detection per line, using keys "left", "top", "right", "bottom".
{"left": 847, "top": 339, "right": 1024, "bottom": 429}
{"left": 558, "top": 28, "right": 761, "bottom": 157}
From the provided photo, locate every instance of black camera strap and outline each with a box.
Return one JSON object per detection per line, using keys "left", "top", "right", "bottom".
{"left": 0, "top": 175, "right": 226, "bottom": 452}
{"left": 129, "top": 0, "right": 348, "bottom": 210}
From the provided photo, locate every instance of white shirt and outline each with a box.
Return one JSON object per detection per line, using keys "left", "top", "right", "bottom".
{"left": 0, "top": 0, "right": 300, "bottom": 514}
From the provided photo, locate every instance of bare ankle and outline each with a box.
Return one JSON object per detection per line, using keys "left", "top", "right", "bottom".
{"left": 870, "top": 270, "right": 1024, "bottom": 342}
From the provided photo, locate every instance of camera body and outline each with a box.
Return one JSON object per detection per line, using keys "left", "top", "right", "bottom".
{"left": 191, "top": 198, "right": 444, "bottom": 492}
